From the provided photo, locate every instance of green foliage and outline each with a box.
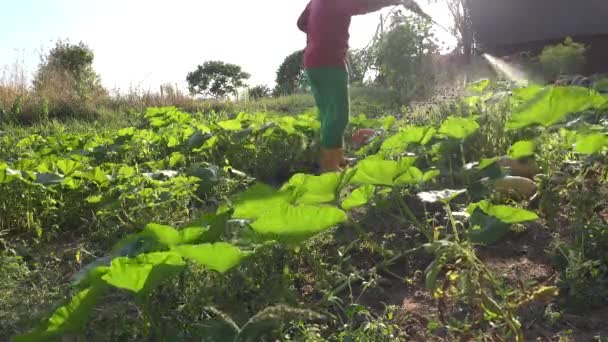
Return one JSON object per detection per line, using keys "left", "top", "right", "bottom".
{"left": 248, "top": 85, "right": 271, "bottom": 100}
{"left": 187, "top": 61, "right": 250, "bottom": 99}
{"left": 574, "top": 133, "right": 607, "bottom": 154}
{"left": 5, "top": 80, "right": 607, "bottom": 341}
{"left": 467, "top": 200, "right": 539, "bottom": 224}
{"left": 374, "top": 13, "right": 437, "bottom": 104}
{"left": 342, "top": 185, "right": 375, "bottom": 210}
{"left": 506, "top": 86, "right": 607, "bottom": 130}
{"left": 438, "top": 116, "right": 479, "bottom": 140}
{"left": 274, "top": 50, "right": 305, "bottom": 96}
{"left": 15, "top": 285, "right": 108, "bottom": 342}
{"left": 507, "top": 140, "right": 536, "bottom": 160}
{"left": 540, "top": 37, "right": 587, "bottom": 80}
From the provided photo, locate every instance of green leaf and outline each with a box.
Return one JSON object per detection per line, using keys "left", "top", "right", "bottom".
{"left": 232, "top": 183, "right": 291, "bottom": 220}
{"left": 140, "top": 223, "right": 208, "bottom": 248}
{"left": 141, "top": 224, "right": 182, "bottom": 247}
{"left": 15, "top": 285, "right": 108, "bottom": 342}
{"left": 101, "top": 252, "right": 185, "bottom": 294}
{"left": 467, "top": 79, "right": 490, "bottom": 93}
{"left": 56, "top": 159, "right": 81, "bottom": 176}
{"left": 172, "top": 243, "right": 248, "bottom": 273}
{"left": 350, "top": 159, "right": 399, "bottom": 186}
{"left": 380, "top": 126, "right": 435, "bottom": 155}
{"left": 218, "top": 119, "right": 243, "bottom": 130}
{"left": 282, "top": 173, "right": 341, "bottom": 205}
{"left": 508, "top": 140, "right": 536, "bottom": 160}
{"left": 86, "top": 195, "right": 103, "bottom": 204}
{"left": 393, "top": 167, "right": 424, "bottom": 185}
{"left": 467, "top": 200, "right": 539, "bottom": 224}
{"left": 478, "top": 157, "right": 501, "bottom": 170}
{"left": 250, "top": 203, "right": 347, "bottom": 240}
{"left": 169, "top": 152, "right": 186, "bottom": 167}
{"left": 506, "top": 86, "right": 607, "bottom": 130}
{"left": 423, "top": 170, "right": 441, "bottom": 182}
{"left": 438, "top": 116, "right": 480, "bottom": 140}
{"left": 86, "top": 167, "right": 110, "bottom": 186}
{"left": 467, "top": 209, "right": 511, "bottom": 245}
{"left": 417, "top": 189, "right": 466, "bottom": 204}
{"left": 188, "top": 131, "right": 212, "bottom": 149}
{"left": 186, "top": 211, "right": 231, "bottom": 244}
{"left": 574, "top": 133, "right": 607, "bottom": 154}
{"left": 118, "top": 166, "right": 135, "bottom": 178}
{"left": 342, "top": 185, "right": 375, "bottom": 210}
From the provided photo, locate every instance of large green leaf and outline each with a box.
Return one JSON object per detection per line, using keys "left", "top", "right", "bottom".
{"left": 467, "top": 209, "right": 511, "bottom": 245}
{"left": 101, "top": 252, "right": 186, "bottom": 294}
{"left": 55, "top": 159, "right": 81, "bottom": 176}
{"left": 172, "top": 243, "right": 248, "bottom": 273}
{"left": 250, "top": 203, "right": 347, "bottom": 240}
{"left": 350, "top": 159, "right": 399, "bottom": 186}
{"left": 232, "top": 183, "right": 291, "bottom": 220}
{"left": 342, "top": 185, "right": 375, "bottom": 210}
{"left": 438, "top": 116, "right": 480, "bottom": 140}
{"left": 574, "top": 133, "right": 607, "bottom": 154}
{"left": 379, "top": 126, "right": 435, "bottom": 155}
{"left": 281, "top": 173, "right": 341, "bottom": 205}
{"left": 506, "top": 86, "right": 607, "bottom": 130}
{"left": 217, "top": 119, "right": 244, "bottom": 130}
{"left": 140, "top": 223, "right": 207, "bottom": 248}
{"left": 467, "top": 200, "right": 538, "bottom": 224}
{"left": 15, "top": 285, "right": 108, "bottom": 342}
{"left": 393, "top": 167, "right": 424, "bottom": 185}
{"left": 508, "top": 140, "right": 536, "bottom": 160}
{"left": 186, "top": 211, "right": 231, "bottom": 244}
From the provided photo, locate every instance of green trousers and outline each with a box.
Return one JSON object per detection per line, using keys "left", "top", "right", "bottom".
{"left": 306, "top": 67, "right": 350, "bottom": 148}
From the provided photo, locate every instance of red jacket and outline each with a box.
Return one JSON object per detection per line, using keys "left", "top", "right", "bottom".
{"left": 298, "top": 0, "right": 397, "bottom": 68}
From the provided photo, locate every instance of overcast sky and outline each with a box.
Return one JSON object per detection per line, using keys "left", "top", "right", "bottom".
{"left": 0, "top": 0, "right": 454, "bottom": 93}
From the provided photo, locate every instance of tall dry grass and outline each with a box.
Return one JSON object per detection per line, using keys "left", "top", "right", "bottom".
{"left": 0, "top": 58, "right": 29, "bottom": 112}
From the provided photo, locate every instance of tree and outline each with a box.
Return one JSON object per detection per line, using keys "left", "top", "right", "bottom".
{"left": 187, "top": 61, "right": 250, "bottom": 99}
{"left": 274, "top": 50, "right": 305, "bottom": 96}
{"left": 32, "top": 40, "right": 106, "bottom": 119}
{"left": 373, "top": 13, "right": 438, "bottom": 104}
{"left": 249, "top": 85, "right": 271, "bottom": 100}
{"left": 540, "top": 37, "right": 587, "bottom": 81}
{"left": 34, "top": 40, "right": 105, "bottom": 101}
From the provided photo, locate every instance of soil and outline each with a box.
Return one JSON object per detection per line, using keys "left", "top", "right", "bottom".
{"left": 350, "top": 221, "right": 608, "bottom": 341}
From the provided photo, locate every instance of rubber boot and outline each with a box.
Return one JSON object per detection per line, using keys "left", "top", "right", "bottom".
{"left": 320, "top": 148, "right": 344, "bottom": 173}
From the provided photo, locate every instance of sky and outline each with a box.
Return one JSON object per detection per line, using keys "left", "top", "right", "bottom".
{"left": 0, "top": 0, "right": 455, "bottom": 93}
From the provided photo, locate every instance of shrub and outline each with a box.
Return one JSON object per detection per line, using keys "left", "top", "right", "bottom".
{"left": 249, "top": 85, "right": 272, "bottom": 100}
{"left": 33, "top": 40, "right": 107, "bottom": 120}
{"left": 539, "top": 37, "right": 587, "bottom": 80}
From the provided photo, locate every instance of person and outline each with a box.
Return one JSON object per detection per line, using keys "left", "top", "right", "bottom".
{"left": 297, "top": 0, "right": 408, "bottom": 173}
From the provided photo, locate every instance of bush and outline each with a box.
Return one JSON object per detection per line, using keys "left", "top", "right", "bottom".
{"left": 32, "top": 40, "right": 107, "bottom": 120}
{"left": 540, "top": 37, "right": 587, "bottom": 80}
{"left": 248, "top": 85, "right": 271, "bottom": 100}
